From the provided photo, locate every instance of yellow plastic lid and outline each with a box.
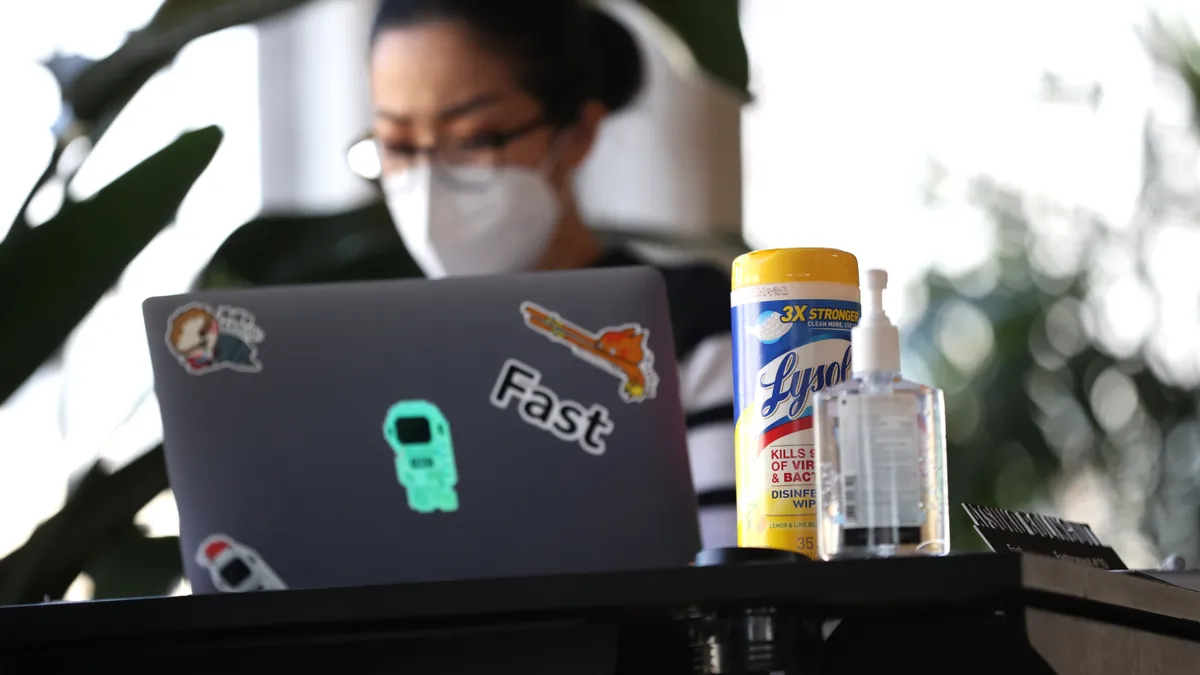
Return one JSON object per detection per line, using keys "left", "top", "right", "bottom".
{"left": 731, "top": 247, "right": 860, "bottom": 290}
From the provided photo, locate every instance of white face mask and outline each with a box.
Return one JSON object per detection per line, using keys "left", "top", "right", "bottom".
{"left": 382, "top": 163, "right": 561, "bottom": 278}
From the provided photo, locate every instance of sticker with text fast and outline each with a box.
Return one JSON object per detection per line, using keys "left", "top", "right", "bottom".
{"left": 520, "top": 301, "right": 658, "bottom": 404}
{"left": 166, "top": 303, "right": 264, "bottom": 375}
{"left": 490, "top": 358, "right": 613, "bottom": 456}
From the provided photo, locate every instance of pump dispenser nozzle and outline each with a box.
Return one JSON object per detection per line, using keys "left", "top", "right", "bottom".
{"left": 850, "top": 269, "right": 901, "bottom": 375}
{"left": 814, "top": 268, "right": 951, "bottom": 559}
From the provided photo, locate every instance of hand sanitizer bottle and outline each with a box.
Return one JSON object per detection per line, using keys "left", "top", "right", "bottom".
{"left": 813, "top": 269, "right": 949, "bottom": 559}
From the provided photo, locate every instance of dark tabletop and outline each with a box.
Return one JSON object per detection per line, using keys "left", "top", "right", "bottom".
{"left": 1, "top": 552, "right": 1197, "bottom": 646}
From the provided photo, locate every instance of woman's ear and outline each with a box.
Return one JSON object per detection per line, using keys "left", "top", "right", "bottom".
{"left": 560, "top": 100, "right": 609, "bottom": 172}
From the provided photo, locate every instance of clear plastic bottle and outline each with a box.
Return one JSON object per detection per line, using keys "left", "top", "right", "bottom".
{"left": 814, "top": 269, "right": 949, "bottom": 559}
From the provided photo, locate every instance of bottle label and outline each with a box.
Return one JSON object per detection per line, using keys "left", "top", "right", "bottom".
{"left": 838, "top": 396, "right": 923, "bottom": 529}
{"left": 732, "top": 296, "right": 860, "bottom": 557}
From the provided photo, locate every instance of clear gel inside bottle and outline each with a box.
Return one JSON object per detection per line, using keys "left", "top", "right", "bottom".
{"left": 814, "top": 270, "right": 950, "bottom": 559}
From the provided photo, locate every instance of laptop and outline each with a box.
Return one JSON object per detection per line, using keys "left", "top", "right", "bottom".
{"left": 142, "top": 266, "right": 700, "bottom": 594}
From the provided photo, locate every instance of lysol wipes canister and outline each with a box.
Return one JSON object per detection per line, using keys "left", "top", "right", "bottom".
{"left": 731, "top": 248, "right": 861, "bottom": 558}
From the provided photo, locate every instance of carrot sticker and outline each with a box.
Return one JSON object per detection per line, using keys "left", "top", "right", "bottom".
{"left": 520, "top": 301, "right": 659, "bottom": 404}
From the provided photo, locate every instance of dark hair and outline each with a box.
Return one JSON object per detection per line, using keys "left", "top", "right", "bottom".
{"left": 371, "top": 0, "right": 643, "bottom": 124}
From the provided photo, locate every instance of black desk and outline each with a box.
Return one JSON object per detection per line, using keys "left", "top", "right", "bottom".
{"left": 1, "top": 553, "right": 1198, "bottom": 673}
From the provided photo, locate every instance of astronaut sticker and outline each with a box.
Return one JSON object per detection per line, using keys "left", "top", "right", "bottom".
{"left": 383, "top": 400, "right": 460, "bottom": 513}
{"left": 166, "top": 303, "right": 264, "bottom": 375}
{"left": 195, "top": 534, "right": 287, "bottom": 593}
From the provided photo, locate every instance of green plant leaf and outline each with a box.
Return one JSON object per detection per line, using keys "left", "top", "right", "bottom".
{"left": 0, "top": 446, "right": 170, "bottom": 606}
{"left": 1181, "top": 48, "right": 1200, "bottom": 132}
{"left": 0, "top": 125, "right": 223, "bottom": 407}
{"left": 61, "top": 0, "right": 313, "bottom": 144}
{"left": 11, "top": 0, "right": 315, "bottom": 237}
{"left": 84, "top": 526, "right": 182, "bottom": 600}
{"left": 197, "top": 200, "right": 423, "bottom": 288}
{"left": 633, "top": 0, "right": 749, "bottom": 97}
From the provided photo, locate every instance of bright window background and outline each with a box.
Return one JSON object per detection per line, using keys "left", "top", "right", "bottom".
{"left": 0, "top": 0, "right": 1197, "bottom": 574}
{"left": 741, "top": 0, "right": 1200, "bottom": 565}
{"left": 0, "top": 3, "right": 261, "bottom": 560}
{"left": 745, "top": 0, "right": 1165, "bottom": 319}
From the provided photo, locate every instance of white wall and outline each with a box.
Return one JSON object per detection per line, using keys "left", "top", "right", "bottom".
{"left": 575, "top": 0, "right": 745, "bottom": 240}
{"left": 258, "top": 0, "right": 377, "bottom": 213}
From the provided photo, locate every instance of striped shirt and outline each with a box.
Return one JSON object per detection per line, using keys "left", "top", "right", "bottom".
{"left": 592, "top": 248, "right": 736, "bottom": 549}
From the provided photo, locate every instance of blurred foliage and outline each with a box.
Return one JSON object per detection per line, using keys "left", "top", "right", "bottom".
{"left": 0, "top": 449, "right": 170, "bottom": 604}
{"left": 0, "top": 126, "right": 222, "bottom": 407}
{"left": 1148, "top": 17, "right": 1200, "bottom": 131}
{"left": 0, "top": 0, "right": 314, "bottom": 605}
{"left": 0, "top": 123, "right": 218, "bottom": 605}
{"left": 199, "top": 200, "right": 420, "bottom": 288}
{"left": 16, "top": 0, "right": 313, "bottom": 237}
{"left": 913, "top": 26, "right": 1200, "bottom": 558}
{"left": 84, "top": 524, "right": 181, "bottom": 600}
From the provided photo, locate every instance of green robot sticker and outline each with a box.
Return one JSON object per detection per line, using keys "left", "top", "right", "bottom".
{"left": 383, "top": 400, "right": 460, "bottom": 513}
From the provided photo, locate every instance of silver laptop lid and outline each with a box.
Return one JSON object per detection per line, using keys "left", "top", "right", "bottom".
{"left": 143, "top": 266, "right": 700, "bottom": 593}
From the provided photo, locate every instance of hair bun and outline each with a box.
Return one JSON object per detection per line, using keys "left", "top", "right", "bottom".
{"left": 583, "top": 6, "right": 644, "bottom": 112}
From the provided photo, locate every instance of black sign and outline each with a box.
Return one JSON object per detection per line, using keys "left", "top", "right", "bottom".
{"left": 962, "top": 504, "right": 1128, "bottom": 570}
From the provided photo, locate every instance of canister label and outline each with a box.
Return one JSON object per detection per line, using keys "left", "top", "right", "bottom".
{"left": 733, "top": 298, "right": 860, "bottom": 557}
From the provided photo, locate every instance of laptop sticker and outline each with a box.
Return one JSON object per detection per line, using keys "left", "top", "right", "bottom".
{"left": 195, "top": 534, "right": 287, "bottom": 593}
{"left": 383, "top": 400, "right": 460, "bottom": 513}
{"left": 520, "top": 301, "right": 659, "bottom": 404}
{"left": 165, "top": 303, "right": 264, "bottom": 375}
{"left": 490, "top": 358, "right": 614, "bottom": 456}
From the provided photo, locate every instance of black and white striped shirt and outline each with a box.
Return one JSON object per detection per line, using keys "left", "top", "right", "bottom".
{"left": 593, "top": 248, "right": 736, "bottom": 549}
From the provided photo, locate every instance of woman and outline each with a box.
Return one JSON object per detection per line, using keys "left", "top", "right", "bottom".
{"left": 370, "top": 0, "right": 737, "bottom": 548}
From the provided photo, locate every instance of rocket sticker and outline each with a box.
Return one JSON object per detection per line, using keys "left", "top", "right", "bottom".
{"left": 196, "top": 534, "right": 287, "bottom": 593}
{"left": 520, "top": 301, "right": 659, "bottom": 403}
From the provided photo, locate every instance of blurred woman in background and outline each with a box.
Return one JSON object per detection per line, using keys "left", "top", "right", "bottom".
{"left": 369, "top": 0, "right": 736, "bottom": 548}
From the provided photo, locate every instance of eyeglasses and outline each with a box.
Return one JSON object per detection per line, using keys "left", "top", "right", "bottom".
{"left": 352, "top": 116, "right": 548, "bottom": 191}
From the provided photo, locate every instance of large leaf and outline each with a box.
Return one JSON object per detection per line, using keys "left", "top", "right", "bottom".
{"left": 0, "top": 446, "right": 170, "bottom": 606}
{"left": 84, "top": 525, "right": 182, "bottom": 600}
{"left": 1181, "top": 46, "right": 1200, "bottom": 132}
{"left": 53, "top": 468, "right": 182, "bottom": 600}
{"left": 1143, "top": 19, "right": 1200, "bottom": 133}
{"left": 11, "top": 0, "right": 314, "bottom": 236}
{"left": 634, "top": 0, "right": 749, "bottom": 97}
{"left": 197, "top": 200, "right": 422, "bottom": 289}
{"left": 0, "top": 125, "right": 223, "bottom": 407}
{"left": 60, "top": 0, "right": 312, "bottom": 145}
